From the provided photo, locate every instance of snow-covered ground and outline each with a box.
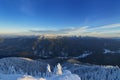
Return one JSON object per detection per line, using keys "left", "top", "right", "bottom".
{"left": 63, "top": 62, "right": 120, "bottom": 80}
{"left": 58, "top": 51, "right": 92, "bottom": 59}
{"left": 1, "top": 63, "right": 120, "bottom": 80}
{"left": 104, "top": 49, "right": 120, "bottom": 54}
{"left": 0, "top": 63, "right": 81, "bottom": 80}
{"left": 1, "top": 57, "right": 120, "bottom": 80}
{"left": 73, "top": 51, "right": 92, "bottom": 59}
{"left": 0, "top": 72, "right": 81, "bottom": 80}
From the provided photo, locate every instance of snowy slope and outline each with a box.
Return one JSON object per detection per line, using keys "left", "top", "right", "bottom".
{"left": 0, "top": 57, "right": 48, "bottom": 74}
{"left": 63, "top": 62, "right": 120, "bottom": 80}
{"left": 1, "top": 62, "right": 120, "bottom": 80}
{"left": 104, "top": 49, "right": 120, "bottom": 54}
{"left": 0, "top": 71, "right": 81, "bottom": 80}
{"left": 0, "top": 57, "right": 120, "bottom": 80}
{"left": 0, "top": 63, "right": 81, "bottom": 80}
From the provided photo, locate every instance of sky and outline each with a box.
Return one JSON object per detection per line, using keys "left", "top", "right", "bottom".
{"left": 0, "top": 0, "right": 120, "bottom": 37}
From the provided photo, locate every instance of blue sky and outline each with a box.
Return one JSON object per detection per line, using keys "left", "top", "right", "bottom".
{"left": 0, "top": 0, "right": 120, "bottom": 37}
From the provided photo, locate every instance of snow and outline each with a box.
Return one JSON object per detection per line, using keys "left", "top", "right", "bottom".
{"left": 104, "top": 49, "right": 120, "bottom": 54}
{"left": 63, "top": 62, "right": 120, "bottom": 80}
{"left": 0, "top": 57, "right": 47, "bottom": 74}
{"left": 58, "top": 51, "right": 92, "bottom": 59}
{"left": 56, "top": 63, "right": 62, "bottom": 75}
{"left": 47, "top": 71, "right": 81, "bottom": 80}
{"left": 47, "top": 64, "right": 51, "bottom": 73}
{"left": 1, "top": 63, "right": 120, "bottom": 80}
{"left": 0, "top": 63, "right": 81, "bottom": 80}
{"left": 1, "top": 57, "right": 120, "bottom": 80}
{"left": 0, "top": 73, "right": 22, "bottom": 80}
{"left": 104, "top": 49, "right": 115, "bottom": 54}
{"left": 77, "top": 53, "right": 91, "bottom": 58}
{"left": 73, "top": 51, "right": 92, "bottom": 59}
{"left": 0, "top": 70, "right": 81, "bottom": 80}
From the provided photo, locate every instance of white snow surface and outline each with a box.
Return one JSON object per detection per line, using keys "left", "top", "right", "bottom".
{"left": 0, "top": 61, "right": 81, "bottom": 80}
{"left": 104, "top": 49, "right": 115, "bottom": 54}
{"left": 63, "top": 62, "right": 120, "bottom": 80}
{"left": 1, "top": 57, "right": 120, "bottom": 80}
{"left": 73, "top": 51, "right": 92, "bottom": 59}
{"left": 104, "top": 49, "right": 120, "bottom": 54}
{"left": 0, "top": 70, "right": 81, "bottom": 80}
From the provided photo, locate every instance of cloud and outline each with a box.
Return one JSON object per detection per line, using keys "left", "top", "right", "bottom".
{"left": 30, "top": 30, "right": 67, "bottom": 34}
{"left": 87, "top": 23, "right": 120, "bottom": 31}
{"left": 29, "top": 23, "right": 120, "bottom": 37}
{"left": 29, "top": 26, "right": 89, "bottom": 35}
{"left": 99, "top": 23, "right": 120, "bottom": 29}
{"left": 30, "top": 28, "right": 73, "bottom": 34}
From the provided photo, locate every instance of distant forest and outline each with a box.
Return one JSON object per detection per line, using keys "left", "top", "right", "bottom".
{"left": 0, "top": 36, "right": 120, "bottom": 65}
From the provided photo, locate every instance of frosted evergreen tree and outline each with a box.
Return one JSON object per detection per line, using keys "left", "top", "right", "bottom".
{"left": 47, "top": 64, "right": 51, "bottom": 73}
{"left": 53, "top": 65, "right": 57, "bottom": 75}
{"left": 56, "top": 63, "right": 62, "bottom": 75}
{"left": 46, "top": 64, "right": 52, "bottom": 77}
{"left": 8, "top": 66, "right": 16, "bottom": 74}
{"left": 18, "top": 68, "right": 24, "bottom": 74}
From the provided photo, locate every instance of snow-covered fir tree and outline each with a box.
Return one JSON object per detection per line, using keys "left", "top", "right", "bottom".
{"left": 47, "top": 64, "right": 51, "bottom": 73}
{"left": 56, "top": 63, "right": 62, "bottom": 75}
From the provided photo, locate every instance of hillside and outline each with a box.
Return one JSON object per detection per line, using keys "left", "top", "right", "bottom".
{"left": 0, "top": 36, "right": 120, "bottom": 65}
{"left": 0, "top": 57, "right": 48, "bottom": 74}
{"left": 0, "top": 57, "right": 120, "bottom": 80}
